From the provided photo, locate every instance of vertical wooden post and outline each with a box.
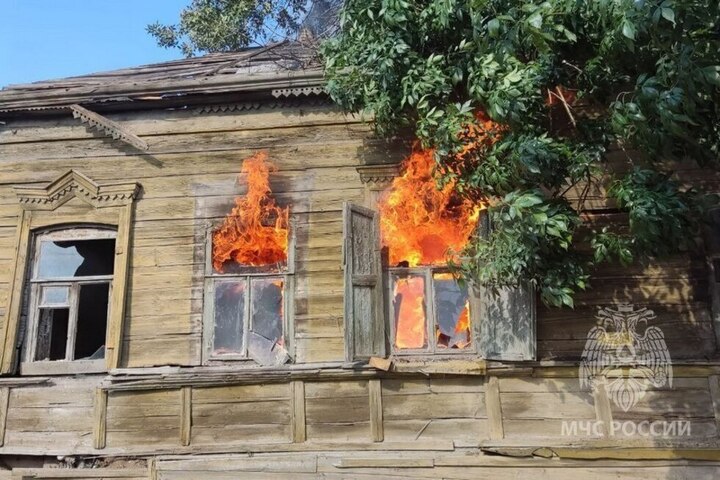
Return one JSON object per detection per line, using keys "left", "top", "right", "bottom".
{"left": 291, "top": 380, "right": 306, "bottom": 443}
{"left": 485, "top": 376, "right": 504, "bottom": 440}
{"left": 148, "top": 458, "right": 158, "bottom": 480}
{"left": 708, "top": 375, "right": 720, "bottom": 435}
{"left": 93, "top": 388, "right": 108, "bottom": 449}
{"left": 0, "top": 387, "right": 10, "bottom": 446}
{"left": 1, "top": 210, "right": 32, "bottom": 374}
{"left": 592, "top": 375, "right": 614, "bottom": 437}
{"left": 180, "top": 386, "right": 192, "bottom": 446}
{"left": 369, "top": 379, "right": 384, "bottom": 442}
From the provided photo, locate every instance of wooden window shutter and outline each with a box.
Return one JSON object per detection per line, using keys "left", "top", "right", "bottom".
{"left": 343, "top": 202, "right": 386, "bottom": 361}
{"left": 476, "top": 212, "right": 537, "bottom": 361}
{"left": 479, "top": 283, "right": 537, "bottom": 361}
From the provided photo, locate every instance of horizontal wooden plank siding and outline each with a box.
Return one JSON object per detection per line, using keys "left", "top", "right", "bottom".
{"left": 191, "top": 383, "right": 292, "bottom": 445}
{"left": 106, "top": 389, "right": 181, "bottom": 448}
{"left": 2, "top": 377, "right": 97, "bottom": 453}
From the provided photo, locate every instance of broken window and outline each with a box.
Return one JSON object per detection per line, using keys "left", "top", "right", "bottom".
{"left": 203, "top": 151, "right": 292, "bottom": 365}
{"left": 24, "top": 228, "right": 115, "bottom": 367}
{"left": 390, "top": 268, "right": 472, "bottom": 354}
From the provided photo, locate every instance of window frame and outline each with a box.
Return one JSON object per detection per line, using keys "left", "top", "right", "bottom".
{"left": 201, "top": 220, "right": 295, "bottom": 365}
{"left": 3, "top": 170, "right": 139, "bottom": 374}
{"left": 387, "top": 266, "right": 479, "bottom": 357}
{"left": 22, "top": 227, "right": 117, "bottom": 375}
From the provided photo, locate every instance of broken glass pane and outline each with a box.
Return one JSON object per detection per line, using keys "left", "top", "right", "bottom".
{"left": 41, "top": 285, "right": 70, "bottom": 306}
{"left": 433, "top": 273, "right": 471, "bottom": 349}
{"left": 213, "top": 280, "right": 246, "bottom": 355}
{"left": 37, "top": 238, "right": 115, "bottom": 279}
{"left": 392, "top": 274, "right": 427, "bottom": 350}
{"left": 74, "top": 283, "right": 110, "bottom": 360}
{"left": 250, "top": 277, "right": 284, "bottom": 344}
{"left": 35, "top": 308, "right": 69, "bottom": 361}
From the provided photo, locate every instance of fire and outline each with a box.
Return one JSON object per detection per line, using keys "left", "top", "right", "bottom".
{"left": 393, "top": 276, "right": 427, "bottom": 349}
{"left": 212, "top": 151, "right": 289, "bottom": 272}
{"left": 382, "top": 113, "right": 499, "bottom": 351}
{"left": 379, "top": 114, "right": 499, "bottom": 267}
{"left": 379, "top": 146, "right": 480, "bottom": 267}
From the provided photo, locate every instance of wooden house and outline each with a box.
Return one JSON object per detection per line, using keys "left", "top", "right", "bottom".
{"left": 0, "top": 42, "right": 719, "bottom": 479}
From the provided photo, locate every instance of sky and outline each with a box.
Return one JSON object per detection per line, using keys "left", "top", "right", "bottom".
{"left": 0, "top": 0, "right": 191, "bottom": 88}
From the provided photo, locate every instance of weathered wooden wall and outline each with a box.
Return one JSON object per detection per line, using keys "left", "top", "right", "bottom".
{"left": 0, "top": 103, "right": 717, "bottom": 368}
{"left": 1, "top": 101, "right": 719, "bottom": 477}
{"left": 0, "top": 103, "right": 373, "bottom": 367}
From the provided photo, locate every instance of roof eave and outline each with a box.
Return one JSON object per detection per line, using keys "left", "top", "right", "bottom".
{"left": 0, "top": 68, "right": 326, "bottom": 113}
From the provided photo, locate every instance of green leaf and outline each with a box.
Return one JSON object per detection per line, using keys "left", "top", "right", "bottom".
{"left": 527, "top": 12, "right": 543, "bottom": 29}
{"left": 562, "top": 28, "right": 577, "bottom": 42}
{"left": 622, "top": 20, "right": 636, "bottom": 40}
{"left": 661, "top": 7, "right": 675, "bottom": 25}
{"left": 487, "top": 18, "right": 500, "bottom": 37}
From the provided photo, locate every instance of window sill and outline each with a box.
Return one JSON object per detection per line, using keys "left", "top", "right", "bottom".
{"left": 20, "top": 359, "right": 106, "bottom": 376}
{"left": 382, "top": 356, "right": 487, "bottom": 375}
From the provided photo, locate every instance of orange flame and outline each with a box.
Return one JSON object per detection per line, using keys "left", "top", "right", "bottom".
{"left": 379, "top": 114, "right": 499, "bottom": 267}
{"left": 212, "top": 151, "right": 289, "bottom": 272}
{"left": 379, "top": 147, "right": 480, "bottom": 267}
{"left": 393, "top": 276, "right": 427, "bottom": 349}
{"left": 382, "top": 113, "right": 499, "bottom": 351}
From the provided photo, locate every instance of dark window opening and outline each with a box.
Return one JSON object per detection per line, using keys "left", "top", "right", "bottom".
{"left": 35, "top": 308, "right": 69, "bottom": 361}
{"left": 74, "top": 283, "right": 110, "bottom": 360}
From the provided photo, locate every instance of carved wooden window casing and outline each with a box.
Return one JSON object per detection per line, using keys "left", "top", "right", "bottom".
{"left": 1, "top": 170, "right": 139, "bottom": 374}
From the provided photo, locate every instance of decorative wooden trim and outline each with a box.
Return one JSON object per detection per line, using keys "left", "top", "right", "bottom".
{"left": 592, "top": 375, "right": 614, "bottom": 437}
{"left": 195, "top": 102, "right": 262, "bottom": 114}
{"left": 93, "top": 388, "right": 108, "bottom": 449}
{"left": 14, "top": 170, "right": 140, "bottom": 211}
{"left": 291, "top": 380, "right": 306, "bottom": 443}
{"left": 1, "top": 210, "right": 32, "bottom": 374}
{"left": 708, "top": 375, "right": 720, "bottom": 434}
{"left": 271, "top": 86, "right": 324, "bottom": 98}
{"left": 180, "top": 386, "right": 192, "bottom": 446}
{"left": 356, "top": 164, "right": 401, "bottom": 188}
{"left": 3, "top": 171, "right": 138, "bottom": 376}
{"left": 368, "top": 379, "right": 384, "bottom": 442}
{"left": 70, "top": 104, "right": 149, "bottom": 151}
{"left": 0, "top": 387, "right": 9, "bottom": 447}
{"left": 105, "top": 204, "right": 133, "bottom": 370}
{"left": 485, "top": 376, "right": 504, "bottom": 440}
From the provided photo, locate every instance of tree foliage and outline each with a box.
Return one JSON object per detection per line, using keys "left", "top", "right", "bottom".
{"left": 323, "top": 0, "right": 720, "bottom": 307}
{"left": 148, "top": 0, "right": 342, "bottom": 56}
